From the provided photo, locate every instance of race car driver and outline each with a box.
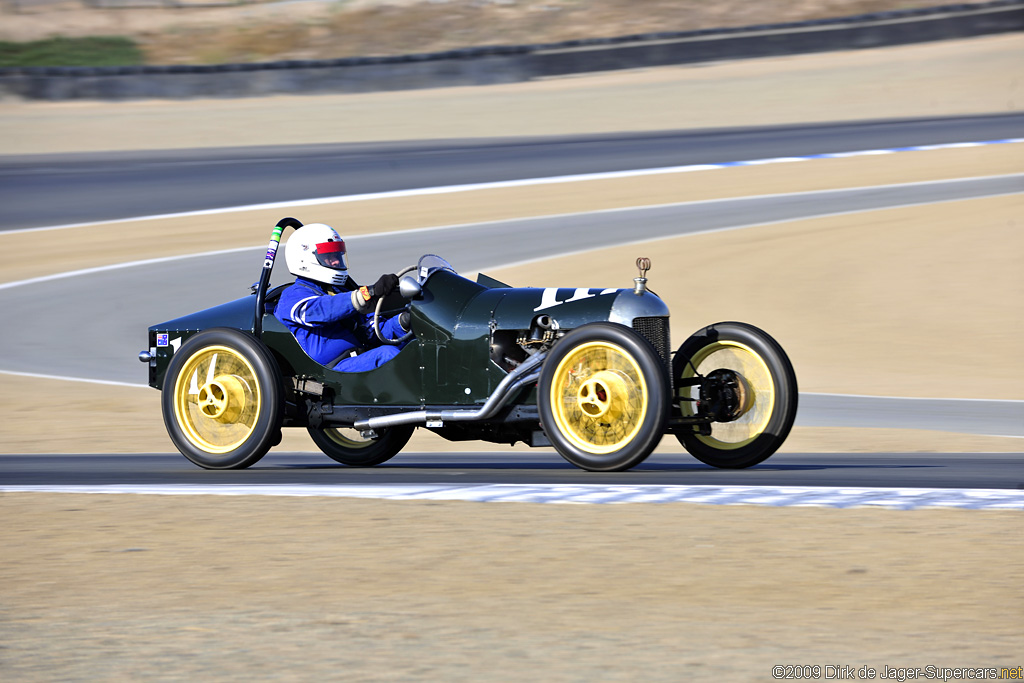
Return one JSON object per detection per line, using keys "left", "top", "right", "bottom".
{"left": 274, "top": 223, "right": 411, "bottom": 371}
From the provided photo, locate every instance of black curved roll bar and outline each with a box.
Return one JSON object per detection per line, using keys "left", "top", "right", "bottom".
{"left": 253, "top": 216, "right": 303, "bottom": 338}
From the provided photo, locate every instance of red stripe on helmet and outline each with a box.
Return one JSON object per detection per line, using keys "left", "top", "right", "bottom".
{"left": 316, "top": 240, "right": 346, "bottom": 254}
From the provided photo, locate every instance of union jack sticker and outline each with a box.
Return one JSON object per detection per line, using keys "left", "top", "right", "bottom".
{"left": 156, "top": 333, "right": 169, "bottom": 347}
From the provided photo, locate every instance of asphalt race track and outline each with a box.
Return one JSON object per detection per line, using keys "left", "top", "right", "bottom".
{"left": 2, "top": 115, "right": 1021, "bottom": 490}
{"left": 1, "top": 113, "right": 1023, "bottom": 230}
{"left": 1, "top": 452, "right": 1023, "bottom": 490}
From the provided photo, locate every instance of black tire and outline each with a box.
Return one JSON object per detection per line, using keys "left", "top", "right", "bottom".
{"left": 673, "top": 322, "right": 797, "bottom": 469}
{"left": 161, "top": 327, "right": 283, "bottom": 470}
{"left": 307, "top": 425, "right": 415, "bottom": 466}
{"left": 539, "top": 322, "right": 669, "bottom": 472}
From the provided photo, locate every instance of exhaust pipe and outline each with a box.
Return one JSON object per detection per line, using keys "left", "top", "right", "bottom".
{"left": 354, "top": 350, "right": 547, "bottom": 432}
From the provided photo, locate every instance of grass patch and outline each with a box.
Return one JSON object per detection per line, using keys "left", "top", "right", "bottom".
{"left": 0, "top": 36, "right": 144, "bottom": 68}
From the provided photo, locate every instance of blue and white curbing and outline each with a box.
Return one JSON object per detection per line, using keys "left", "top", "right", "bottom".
{"left": 2, "top": 484, "right": 1023, "bottom": 510}
{"left": 694, "top": 138, "right": 1024, "bottom": 167}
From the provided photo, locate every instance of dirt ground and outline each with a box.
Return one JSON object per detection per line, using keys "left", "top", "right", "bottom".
{"left": 2, "top": 494, "right": 1022, "bottom": 681}
{"left": 1, "top": 35, "right": 1022, "bottom": 680}
{"left": 0, "top": 0, "right": 954, "bottom": 65}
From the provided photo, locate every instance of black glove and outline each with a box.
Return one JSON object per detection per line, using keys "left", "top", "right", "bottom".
{"left": 370, "top": 273, "right": 399, "bottom": 299}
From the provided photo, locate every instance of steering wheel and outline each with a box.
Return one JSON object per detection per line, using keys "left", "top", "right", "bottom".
{"left": 373, "top": 265, "right": 417, "bottom": 346}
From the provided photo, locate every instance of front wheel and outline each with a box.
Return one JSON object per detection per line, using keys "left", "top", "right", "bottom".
{"left": 673, "top": 322, "right": 797, "bottom": 469}
{"left": 539, "top": 323, "right": 669, "bottom": 472}
{"left": 308, "top": 425, "right": 415, "bottom": 466}
{"left": 161, "top": 328, "right": 283, "bottom": 470}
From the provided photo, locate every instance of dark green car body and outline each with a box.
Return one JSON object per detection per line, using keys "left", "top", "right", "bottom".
{"left": 146, "top": 262, "right": 671, "bottom": 433}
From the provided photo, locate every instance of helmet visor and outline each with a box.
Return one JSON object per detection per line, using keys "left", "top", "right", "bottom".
{"left": 315, "top": 240, "right": 347, "bottom": 270}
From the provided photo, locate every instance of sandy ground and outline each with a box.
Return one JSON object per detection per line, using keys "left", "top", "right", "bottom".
{"left": 1, "top": 36, "right": 1022, "bottom": 680}
{"left": 2, "top": 493, "right": 1022, "bottom": 681}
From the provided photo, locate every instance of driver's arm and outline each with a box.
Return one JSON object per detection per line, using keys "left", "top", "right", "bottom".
{"left": 287, "top": 274, "right": 399, "bottom": 328}
{"left": 285, "top": 290, "right": 361, "bottom": 329}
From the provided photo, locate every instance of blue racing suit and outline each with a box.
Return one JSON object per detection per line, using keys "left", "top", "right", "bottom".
{"left": 274, "top": 277, "right": 410, "bottom": 372}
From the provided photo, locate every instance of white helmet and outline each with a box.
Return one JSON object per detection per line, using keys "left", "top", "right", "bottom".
{"left": 285, "top": 223, "right": 349, "bottom": 286}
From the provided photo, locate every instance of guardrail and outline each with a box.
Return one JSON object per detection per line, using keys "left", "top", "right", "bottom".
{"left": 1, "top": 0, "right": 1021, "bottom": 100}
{"left": 6, "top": 0, "right": 257, "bottom": 11}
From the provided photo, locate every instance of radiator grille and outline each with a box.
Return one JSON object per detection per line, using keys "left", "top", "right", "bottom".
{"left": 632, "top": 316, "right": 671, "bottom": 376}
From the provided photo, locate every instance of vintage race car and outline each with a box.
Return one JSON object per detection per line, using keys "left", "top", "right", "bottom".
{"left": 140, "top": 218, "right": 797, "bottom": 472}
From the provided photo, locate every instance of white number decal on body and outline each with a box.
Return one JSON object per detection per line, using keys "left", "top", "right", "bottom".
{"left": 533, "top": 288, "right": 616, "bottom": 312}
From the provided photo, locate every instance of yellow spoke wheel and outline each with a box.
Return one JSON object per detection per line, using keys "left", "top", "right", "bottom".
{"left": 307, "top": 425, "right": 415, "bottom": 467}
{"left": 162, "top": 328, "right": 282, "bottom": 470}
{"left": 673, "top": 322, "right": 797, "bottom": 469}
{"left": 550, "top": 343, "right": 648, "bottom": 454}
{"left": 539, "top": 323, "right": 668, "bottom": 472}
{"left": 174, "top": 345, "right": 261, "bottom": 454}
{"left": 678, "top": 341, "right": 774, "bottom": 450}
{"left": 323, "top": 428, "right": 376, "bottom": 450}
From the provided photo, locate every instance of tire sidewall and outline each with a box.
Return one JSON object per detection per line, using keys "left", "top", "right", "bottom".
{"left": 161, "top": 327, "right": 283, "bottom": 469}
{"left": 539, "top": 322, "right": 669, "bottom": 472}
{"left": 673, "top": 322, "right": 798, "bottom": 468}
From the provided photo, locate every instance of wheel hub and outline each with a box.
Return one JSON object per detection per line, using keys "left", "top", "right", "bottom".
{"left": 197, "top": 375, "right": 246, "bottom": 424}
{"left": 700, "top": 369, "right": 753, "bottom": 422}
{"left": 576, "top": 370, "right": 629, "bottom": 421}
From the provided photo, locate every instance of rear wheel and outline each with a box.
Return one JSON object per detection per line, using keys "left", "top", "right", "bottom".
{"left": 673, "top": 322, "right": 797, "bottom": 469}
{"left": 539, "top": 323, "right": 669, "bottom": 472}
{"left": 307, "top": 425, "right": 414, "bottom": 466}
{"left": 162, "top": 328, "right": 283, "bottom": 470}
